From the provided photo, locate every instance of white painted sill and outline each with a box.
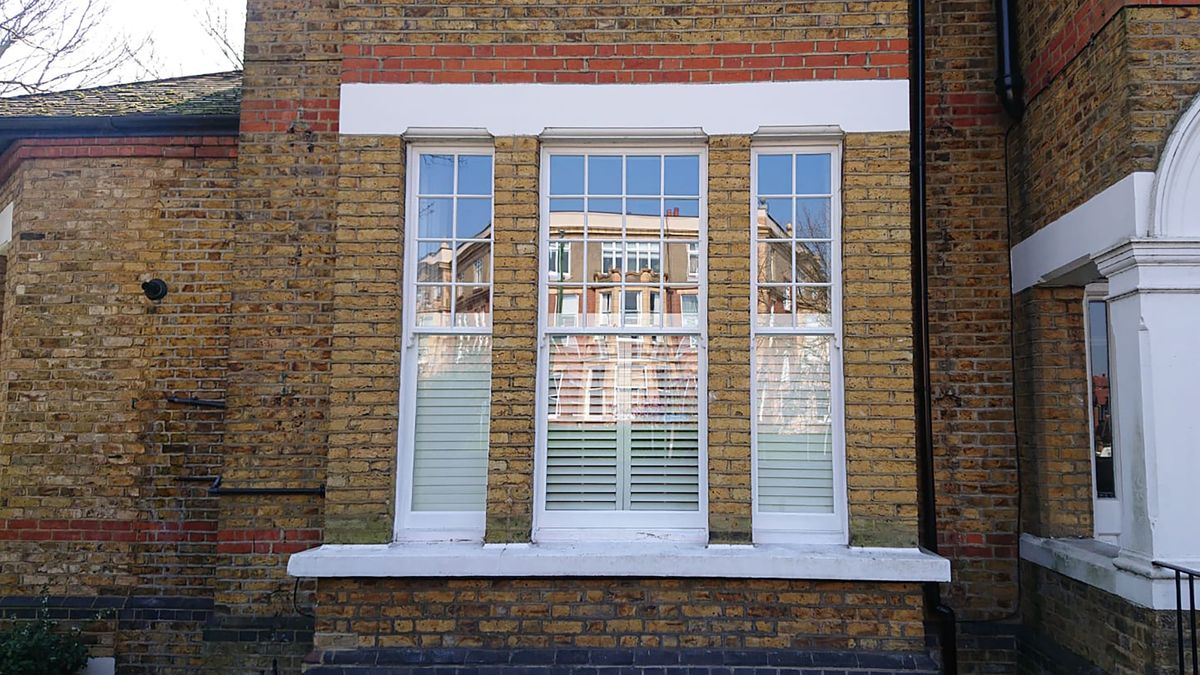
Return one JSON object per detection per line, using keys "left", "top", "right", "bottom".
{"left": 287, "top": 542, "right": 950, "bottom": 582}
{"left": 1020, "top": 533, "right": 1200, "bottom": 610}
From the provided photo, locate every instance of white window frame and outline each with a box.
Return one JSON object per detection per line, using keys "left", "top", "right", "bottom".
{"left": 749, "top": 140, "right": 848, "bottom": 544}
{"left": 534, "top": 142, "right": 709, "bottom": 542}
{"left": 1083, "top": 283, "right": 1121, "bottom": 542}
{"left": 395, "top": 141, "right": 494, "bottom": 542}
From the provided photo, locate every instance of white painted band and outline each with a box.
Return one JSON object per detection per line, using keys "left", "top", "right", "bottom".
{"left": 287, "top": 542, "right": 950, "bottom": 582}
{"left": 340, "top": 81, "right": 911, "bottom": 137}
{"left": 1009, "top": 172, "right": 1153, "bottom": 293}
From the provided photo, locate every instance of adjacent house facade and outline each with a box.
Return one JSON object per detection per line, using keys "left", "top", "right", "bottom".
{"left": 0, "top": 1, "right": 1198, "bottom": 674}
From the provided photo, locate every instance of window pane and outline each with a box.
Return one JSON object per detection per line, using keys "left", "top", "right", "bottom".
{"left": 550, "top": 155, "right": 585, "bottom": 195}
{"left": 757, "top": 240, "right": 794, "bottom": 284}
{"left": 418, "top": 197, "right": 453, "bottom": 239}
{"left": 626, "top": 156, "right": 662, "bottom": 195}
{"left": 454, "top": 241, "right": 490, "bottom": 283}
{"left": 588, "top": 197, "right": 623, "bottom": 215}
{"left": 1088, "top": 300, "right": 1116, "bottom": 499}
{"left": 589, "top": 285, "right": 618, "bottom": 327}
{"left": 457, "top": 155, "right": 492, "bottom": 195}
{"left": 757, "top": 154, "right": 792, "bottom": 195}
{"left": 549, "top": 288, "right": 584, "bottom": 328}
{"left": 415, "top": 284, "right": 452, "bottom": 327}
{"left": 548, "top": 203, "right": 585, "bottom": 239}
{"left": 547, "top": 240, "right": 575, "bottom": 280}
{"left": 795, "top": 286, "right": 832, "bottom": 328}
{"left": 546, "top": 335, "right": 700, "bottom": 511}
{"left": 416, "top": 240, "right": 452, "bottom": 283}
{"left": 411, "top": 335, "right": 491, "bottom": 511}
{"left": 456, "top": 197, "right": 492, "bottom": 240}
{"left": 626, "top": 198, "right": 661, "bottom": 217}
{"left": 760, "top": 198, "right": 793, "bottom": 236}
{"left": 756, "top": 286, "right": 794, "bottom": 328}
{"left": 419, "top": 154, "right": 454, "bottom": 194}
{"left": 664, "top": 155, "right": 700, "bottom": 196}
{"left": 455, "top": 285, "right": 491, "bottom": 327}
{"left": 795, "top": 154, "right": 831, "bottom": 194}
{"left": 754, "top": 335, "right": 834, "bottom": 514}
{"left": 794, "top": 241, "right": 831, "bottom": 284}
{"left": 588, "top": 156, "right": 622, "bottom": 195}
{"left": 795, "top": 198, "right": 831, "bottom": 239}
{"left": 664, "top": 198, "right": 699, "bottom": 218}
{"left": 664, "top": 286, "right": 700, "bottom": 328}
{"left": 664, "top": 242, "right": 698, "bottom": 283}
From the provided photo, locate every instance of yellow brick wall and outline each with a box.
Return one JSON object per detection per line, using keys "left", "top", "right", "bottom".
{"left": 485, "top": 136, "right": 542, "bottom": 543}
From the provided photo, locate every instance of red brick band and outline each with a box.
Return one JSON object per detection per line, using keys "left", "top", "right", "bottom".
{"left": 1026, "top": 0, "right": 1199, "bottom": 100}
{"left": 0, "top": 136, "right": 237, "bottom": 184}
{"left": 342, "top": 41, "right": 910, "bottom": 84}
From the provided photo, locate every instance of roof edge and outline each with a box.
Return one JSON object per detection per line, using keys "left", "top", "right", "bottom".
{"left": 0, "top": 113, "right": 240, "bottom": 153}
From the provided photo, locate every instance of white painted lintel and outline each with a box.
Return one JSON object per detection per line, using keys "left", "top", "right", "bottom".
{"left": 288, "top": 541, "right": 950, "bottom": 582}
{"left": 340, "top": 81, "right": 911, "bottom": 138}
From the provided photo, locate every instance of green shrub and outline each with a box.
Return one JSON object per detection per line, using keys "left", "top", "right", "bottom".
{"left": 0, "top": 616, "right": 90, "bottom": 675}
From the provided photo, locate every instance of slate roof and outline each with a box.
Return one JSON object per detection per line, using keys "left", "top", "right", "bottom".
{"left": 0, "top": 71, "right": 242, "bottom": 119}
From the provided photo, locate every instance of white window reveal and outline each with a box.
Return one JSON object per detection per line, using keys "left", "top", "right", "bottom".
{"left": 1085, "top": 284, "right": 1120, "bottom": 542}
{"left": 751, "top": 143, "right": 847, "bottom": 544}
{"left": 397, "top": 147, "right": 494, "bottom": 541}
{"left": 539, "top": 147, "right": 707, "bottom": 541}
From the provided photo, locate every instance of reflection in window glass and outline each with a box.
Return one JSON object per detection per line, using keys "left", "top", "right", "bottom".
{"left": 405, "top": 151, "right": 495, "bottom": 523}
{"left": 1087, "top": 300, "right": 1116, "bottom": 500}
{"left": 755, "top": 335, "right": 834, "bottom": 513}
{"left": 546, "top": 335, "right": 700, "bottom": 511}
{"left": 543, "top": 152, "right": 700, "bottom": 331}
{"left": 542, "top": 150, "right": 705, "bottom": 525}
{"left": 752, "top": 149, "right": 839, "bottom": 525}
{"left": 754, "top": 152, "right": 834, "bottom": 329}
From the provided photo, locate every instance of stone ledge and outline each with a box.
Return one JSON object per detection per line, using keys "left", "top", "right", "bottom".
{"left": 1019, "top": 533, "right": 1200, "bottom": 610}
{"left": 287, "top": 542, "right": 950, "bottom": 582}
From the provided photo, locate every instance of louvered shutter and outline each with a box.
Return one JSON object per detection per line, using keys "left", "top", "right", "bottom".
{"left": 629, "top": 425, "right": 699, "bottom": 511}
{"left": 411, "top": 336, "right": 491, "bottom": 511}
{"left": 545, "top": 425, "right": 619, "bottom": 510}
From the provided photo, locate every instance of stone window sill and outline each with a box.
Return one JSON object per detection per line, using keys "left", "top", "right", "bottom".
{"left": 1020, "top": 533, "right": 1200, "bottom": 610}
{"left": 287, "top": 542, "right": 950, "bottom": 582}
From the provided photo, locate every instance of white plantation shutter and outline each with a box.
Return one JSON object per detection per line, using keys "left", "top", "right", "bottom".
{"left": 546, "top": 425, "right": 619, "bottom": 510}
{"left": 546, "top": 424, "right": 699, "bottom": 511}
{"left": 545, "top": 335, "right": 701, "bottom": 513}
{"left": 754, "top": 336, "right": 835, "bottom": 514}
{"left": 629, "top": 425, "right": 700, "bottom": 510}
{"left": 410, "top": 335, "right": 492, "bottom": 512}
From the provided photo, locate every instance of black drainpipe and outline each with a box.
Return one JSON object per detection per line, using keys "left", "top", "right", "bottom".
{"left": 910, "top": 0, "right": 959, "bottom": 672}
{"left": 994, "top": 0, "right": 1026, "bottom": 121}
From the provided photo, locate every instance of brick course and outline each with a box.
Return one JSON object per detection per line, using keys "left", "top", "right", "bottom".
{"left": 314, "top": 578, "right": 926, "bottom": 653}
{"left": 925, "top": 0, "right": 1021, "bottom": 620}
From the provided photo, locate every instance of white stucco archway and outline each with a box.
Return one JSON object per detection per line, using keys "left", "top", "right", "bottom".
{"left": 1151, "top": 92, "right": 1200, "bottom": 238}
